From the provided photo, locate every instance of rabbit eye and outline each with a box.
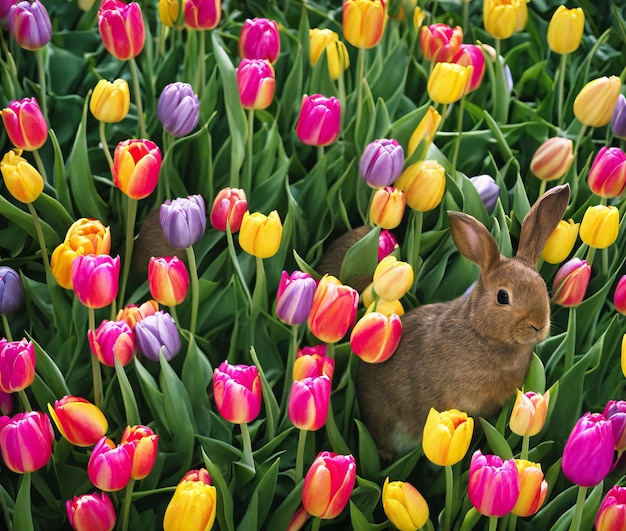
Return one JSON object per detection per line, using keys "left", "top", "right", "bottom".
{"left": 497, "top": 289, "right": 510, "bottom": 305}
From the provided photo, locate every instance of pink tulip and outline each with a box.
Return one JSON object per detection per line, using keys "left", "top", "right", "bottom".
{"left": 602, "top": 400, "right": 626, "bottom": 451}
{"left": 293, "top": 345, "right": 335, "bottom": 381}
{"left": 307, "top": 275, "right": 358, "bottom": 343}
{"left": 184, "top": 0, "right": 221, "bottom": 30}
{"left": 72, "top": 254, "right": 120, "bottom": 309}
{"left": 112, "top": 139, "right": 162, "bottom": 200}
{"left": 239, "top": 18, "right": 280, "bottom": 63}
{"left": 88, "top": 319, "right": 135, "bottom": 367}
{"left": 209, "top": 187, "right": 247, "bottom": 232}
{"left": 0, "top": 410, "right": 54, "bottom": 473}
{"left": 467, "top": 450, "right": 520, "bottom": 517}
{"left": 98, "top": 0, "right": 145, "bottom": 60}
{"left": 120, "top": 425, "right": 158, "bottom": 480}
{"left": 0, "top": 338, "right": 35, "bottom": 393}
{"left": 350, "top": 311, "right": 402, "bottom": 363}
{"left": 452, "top": 44, "right": 486, "bottom": 93}
{"left": 288, "top": 375, "right": 332, "bottom": 431}
{"left": 87, "top": 436, "right": 135, "bottom": 492}
{"left": 588, "top": 147, "right": 626, "bottom": 198}
{"left": 552, "top": 258, "right": 591, "bottom": 308}
{"left": 295, "top": 94, "right": 341, "bottom": 147}
{"left": 595, "top": 485, "right": 626, "bottom": 531}
{"left": 48, "top": 395, "right": 108, "bottom": 447}
{"left": 237, "top": 58, "right": 275, "bottom": 110}
{"left": 213, "top": 361, "right": 262, "bottom": 424}
{"left": 1, "top": 97, "right": 48, "bottom": 151}
{"left": 66, "top": 492, "right": 116, "bottom": 531}
{"left": 420, "top": 23, "right": 463, "bottom": 63}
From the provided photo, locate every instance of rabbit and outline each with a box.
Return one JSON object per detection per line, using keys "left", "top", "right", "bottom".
{"left": 350, "top": 184, "right": 571, "bottom": 456}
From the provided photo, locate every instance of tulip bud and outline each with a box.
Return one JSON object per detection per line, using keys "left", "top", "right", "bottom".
{"left": 237, "top": 58, "right": 275, "bottom": 111}
{"left": 148, "top": 256, "right": 190, "bottom": 307}
{"left": 610, "top": 94, "right": 626, "bottom": 140}
{"left": 157, "top": 82, "right": 200, "bottom": 137}
{"left": 602, "top": 400, "right": 626, "bottom": 451}
{"left": 573, "top": 76, "right": 621, "bottom": 128}
{"left": 395, "top": 159, "right": 446, "bottom": 212}
{"left": 382, "top": 477, "right": 429, "bottom": 531}
{"left": 452, "top": 44, "right": 486, "bottom": 93}
{"left": 427, "top": 61, "right": 473, "bottom": 104}
{"left": 483, "top": 0, "right": 517, "bottom": 40}
{"left": 342, "top": 0, "right": 387, "bottom": 49}
{"left": 469, "top": 174, "right": 500, "bottom": 214}
{"left": 116, "top": 300, "right": 159, "bottom": 329}
{"left": 378, "top": 229, "right": 398, "bottom": 261}
{"left": 579, "top": 204, "right": 619, "bottom": 249}
{"left": 308, "top": 275, "right": 358, "bottom": 343}
{"left": 134, "top": 311, "right": 180, "bottom": 362}
{"left": 158, "top": 0, "right": 185, "bottom": 28}
{"left": 407, "top": 105, "right": 441, "bottom": 157}
{"left": 293, "top": 345, "right": 335, "bottom": 381}
{"left": 90, "top": 79, "right": 131, "bottom": 124}
{"left": 98, "top": 0, "right": 145, "bottom": 60}
{"left": 72, "top": 254, "right": 120, "bottom": 309}
{"left": 0, "top": 266, "right": 23, "bottom": 315}
{"left": 213, "top": 361, "right": 262, "bottom": 424}
{"left": 239, "top": 210, "right": 283, "bottom": 258}
{"left": 547, "top": 6, "right": 585, "bottom": 55}
{"left": 420, "top": 23, "right": 463, "bottom": 63}
{"left": 88, "top": 436, "right": 135, "bottom": 492}
{"left": 121, "top": 425, "right": 158, "bottom": 480}
{"left": 530, "top": 137, "right": 574, "bottom": 182}
{"left": 48, "top": 395, "right": 108, "bottom": 447}
{"left": 67, "top": 492, "right": 116, "bottom": 531}
{"left": 88, "top": 319, "right": 135, "bottom": 367}
{"left": 275, "top": 271, "right": 317, "bottom": 326}
{"left": 0, "top": 338, "right": 35, "bottom": 393}
{"left": 552, "top": 258, "right": 591, "bottom": 307}
{"left": 373, "top": 255, "right": 414, "bottom": 301}
{"left": 309, "top": 28, "right": 350, "bottom": 81}
{"left": 468, "top": 450, "right": 520, "bottom": 517}
{"left": 370, "top": 187, "right": 406, "bottom": 229}
{"left": 1, "top": 97, "right": 48, "bottom": 151}
{"left": 112, "top": 139, "right": 162, "bottom": 200}
{"left": 413, "top": 6, "right": 426, "bottom": 28}
{"left": 359, "top": 139, "right": 405, "bottom": 189}
{"left": 587, "top": 147, "right": 626, "bottom": 198}
{"left": 350, "top": 311, "right": 402, "bottom": 363}
{"left": 422, "top": 408, "right": 474, "bottom": 466}
{"left": 541, "top": 219, "right": 579, "bottom": 264}
{"left": 239, "top": 18, "right": 280, "bottom": 63}
{"left": 0, "top": 410, "right": 54, "bottom": 473}
{"left": 595, "top": 485, "right": 626, "bottom": 531}
{"left": 511, "top": 460, "right": 548, "bottom": 517}
{"left": 509, "top": 390, "right": 549, "bottom": 437}
{"left": 209, "top": 187, "right": 247, "bottom": 232}
{"left": 160, "top": 194, "right": 207, "bottom": 249}
{"left": 163, "top": 470, "right": 217, "bottom": 531}
{"left": 614, "top": 275, "right": 626, "bottom": 315}
{"left": 184, "top": 0, "right": 221, "bottom": 30}
{"left": 288, "top": 374, "right": 332, "bottom": 431}
{"left": 0, "top": 148, "right": 44, "bottom": 203}
{"left": 7, "top": 0, "right": 52, "bottom": 51}
{"left": 296, "top": 94, "right": 341, "bottom": 147}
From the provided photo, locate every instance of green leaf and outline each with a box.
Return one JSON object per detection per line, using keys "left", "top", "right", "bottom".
{"left": 134, "top": 359, "right": 167, "bottom": 432}
{"left": 114, "top": 357, "right": 141, "bottom": 426}
{"left": 26, "top": 333, "right": 71, "bottom": 397}
{"left": 524, "top": 353, "right": 546, "bottom": 394}
{"left": 349, "top": 500, "right": 375, "bottom": 531}
{"left": 48, "top": 129, "right": 74, "bottom": 217}
{"left": 13, "top": 473, "right": 33, "bottom": 531}
{"left": 202, "top": 448, "right": 236, "bottom": 531}
{"left": 355, "top": 419, "right": 381, "bottom": 479}
{"left": 236, "top": 458, "right": 280, "bottom": 530}
{"left": 339, "top": 225, "right": 380, "bottom": 286}
{"left": 250, "top": 345, "right": 280, "bottom": 441}
{"left": 0, "top": 195, "right": 58, "bottom": 248}
{"left": 478, "top": 418, "right": 513, "bottom": 460}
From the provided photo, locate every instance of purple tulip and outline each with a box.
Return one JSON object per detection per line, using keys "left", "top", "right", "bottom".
{"left": 157, "top": 82, "right": 200, "bottom": 137}
{"left": 359, "top": 139, "right": 404, "bottom": 188}
{"left": 7, "top": 0, "right": 52, "bottom": 51}
{"left": 610, "top": 94, "right": 626, "bottom": 140}
{"left": 0, "top": 266, "right": 23, "bottom": 314}
{"left": 275, "top": 271, "right": 317, "bottom": 325}
{"left": 603, "top": 400, "right": 626, "bottom": 451}
{"left": 470, "top": 174, "right": 500, "bottom": 214}
{"left": 134, "top": 311, "right": 180, "bottom": 361}
{"left": 160, "top": 195, "right": 207, "bottom": 249}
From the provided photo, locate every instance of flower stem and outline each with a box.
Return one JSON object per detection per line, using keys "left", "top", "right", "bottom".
{"left": 194, "top": 30, "right": 206, "bottom": 99}
{"left": 243, "top": 108, "right": 254, "bottom": 192}
{"left": 89, "top": 307, "right": 103, "bottom": 409}
{"left": 317, "top": 145, "right": 324, "bottom": 165}
{"left": 185, "top": 245, "right": 199, "bottom": 336}
{"left": 311, "top": 517, "right": 321, "bottom": 531}
{"left": 557, "top": 53, "right": 568, "bottom": 130}
{"left": 521, "top": 434, "right": 530, "bottom": 461}
{"left": 568, "top": 486, "right": 588, "bottom": 531}
{"left": 35, "top": 47, "right": 48, "bottom": 121}
{"left": 120, "top": 478, "right": 136, "bottom": 531}
{"left": 355, "top": 46, "right": 365, "bottom": 145}
{"left": 240, "top": 421, "right": 254, "bottom": 470}
{"left": 584, "top": 245, "right": 596, "bottom": 269}
{"left": 26, "top": 202, "right": 50, "bottom": 273}
{"left": 18, "top": 390, "right": 32, "bottom": 412}
{"left": 295, "top": 428, "right": 307, "bottom": 485}
{"left": 538, "top": 179, "right": 547, "bottom": 198}
{"left": 252, "top": 256, "right": 267, "bottom": 315}
{"left": 31, "top": 149, "right": 48, "bottom": 184}
{"left": 280, "top": 325, "right": 299, "bottom": 412}
{"left": 128, "top": 57, "right": 147, "bottom": 139}
{"left": 407, "top": 209, "right": 423, "bottom": 283}
{"left": 451, "top": 94, "right": 466, "bottom": 179}
{"left": 443, "top": 465, "right": 454, "bottom": 531}
{"left": 98, "top": 121, "right": 114, "bottom": 171}
{"left": 2, "top": 315, "right": 13, "bottom": 342}
{"left": 118, "top": 197, "right": 138, "bottom": 308}
{"left": 564, "top": 306, "right": 576, "bottom": 372}
{"left": 489, "top": 516, "right": 498, "bottom": 531}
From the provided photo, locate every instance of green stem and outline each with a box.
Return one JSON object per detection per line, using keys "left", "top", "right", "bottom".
{"left": 489, "top": 516, "right": 498, "bottom": 531}
{"left": 240, "top": 421, "right": 255, "bottom": 469}
{"left": 311, "top": 517, "right": 321, "bottom": 531}
{"left": 98, "top": 121, "right": 114, "bottom": 171}
{"left": 120, "top": 478, "right": 136, "bottom": 531}
{"left": 130, "top": 485, "right": 177, "bottom": 500}
{"left": 521, "top": 434, "right": 530, "bottom": 461}
{"left": 18, "top": 389, "right": 32, "bottom": 412}
{"left": 602, "top": 247, "right": 608, "bottom": 278}
{"left": 317, "top": 145, "right": 324, "bottom": 166}
{"left": 508, "top": 514, "right": 518, "bottom": 531}
{"left": 568, "top": 486, "right": 588, "bottom": 531}
{"left": 26, "top": 202, "right": 50, "bottom": 273}
{"left": 169, "top": 305, "right": 180, "bottom": 332}
{"left": 243, "top": 108, "right": 254, "bottom": 192}
{"left": 573, "top": 124, "right": 588, "bottom": 155}
{"left": 128, "top": 57, "right": 147, "bottom": 139}
{"left": 31, "top": 149, "right": 48, "bottom": 184}
{"left": 564, "top": 306, "right": 576, "bottom": 372}
{"left": 355, "top": 46, "right": 365, "bottom": 145}
{"left": 538, "top": 179, "right": 547, "bottom": 198}
{"left": 194, "top": 30, "right": 206, "bottom": 99}
{"left": 295, "top": 428, "right": 307, "bottom": 485}
{"left": 325, "top": 342, "right": 335, "bottom": 360}
{"left": 0, "top": 485, "right": 13, "bottom": 531}
{"left": 252, "top": 256, "right": 267, "bottom": 315}
{"left": 584, "top": 245, "right": 596, "bottom": 268}
{"left": 118, "top": 197, "right": 138, "bottom": 307}
{"left": 443, "top": 465, "right": 454, "bottom": 531}
{"left": 35, "top": 47, "right": 47, "bottom": 122}
{"left": 408, "top": 209, "right": 423, "bottom": 282}
{"left": 451, "top": 94, "right": 466, "bottom": 180}
{"left": 89, "top": 307, "right": 103, "bottom": 409}
{"left": 280, "top": 325, "right": 299, "bottom": 413}
{"left": 225, "top": 225, "right": 253, "bottom": 308}
{"left": 185, "top": 245, "right": 199, "bottom": 336}
{"left": 1, "top": 315, "right": 13, "bottom": 342}
{"left": 557, "top": 53, "right": 568, "bottom": 130}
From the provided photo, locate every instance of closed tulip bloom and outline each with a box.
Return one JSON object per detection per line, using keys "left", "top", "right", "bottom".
{"left": 159, "top": 0, "right": 186, "bottom": 27}
{"left": 350, "top": 311, "right": 402, "bottom": 363}
{"left": 293, "top": 345, "right": 335, "bottom": 381}
{"left": 116, "top": 299, "right": 159, "bottom": 329}
{"left": 0, "top": 410, "right": 54, "bottom": 473}
{"left": 209, "top": 187, "right": 247, "bottom": 232}
{"left": 427, "top": 61, "right": 472, "bottom": 104}
{"left": 574, "top": 76, "right": 621, "bottom": 128}
{"left": 483, "top": 0, "right": 517, "bottom": 40}
{"left": 407, "top": 106, "right": 441, "bottom": 157}
{"left": 98, "top": 0, "right": 145, "bottom": 60}
{"left": 296, "top": 94, "right": 341, "bottom": 146}
{"left": 67, "top": 492, "right": 116, "bottom": 531}
{"left": 373, "top": 255, "right": 414, "bottom": 301}
{"left": 541, "top": 219, "right": 579, "bottom": 264}
{"left": 1, "top": 97, "right": 47, "bottom": 151}
{"left": 359, "top": 139, "right": 405, "bottom": 189}
{"left": 511, "top": 460, "right": 547, "bottom": 517}
{"left": 420, "top": 23, "right": 463, "bottom": 63}
{"left": 148, "top": 256, "right": 190, "bottom": 307}
{"left": 0, "top": 149, "right": 44, "bottom": 203}
{"left": 468, "top": 450, "right": 520, "bottom": 517}
{"left": 469, "top": 175, "right": 500, "bottom": 214}
{"left": 422, "top": 408, "right": 474, "bottom": 466}
{"left": 595, "top": 485, "right": 626, "bottom": 531}
{"left": 163, "top": 473, "right": 216, "bottom": 531}
{"left": 552, "top": 258, "right": 591, "bottom": 307}
{"left": 547, "top": 6, "right": 585, "bottom": 55}
{"left": 562, "top": 412, "right": 614, "bottom": 487}
{"left": 7, "top": 0, "right": 51, "bottom": 50}
{"left": 614, "top": 275, "right": 626, "bottom": 315}
{"left": 51, "top": 242, "right": 81, "bottom": 289}
{"left": 378, "top": 229, "right": 399, "bottom": 261}
{"left": 72, "top": 254, "right": 120, "bottom": 309}
{"left": 90, "top": 79, "right": 130, "bottom": 123}
{"left": 509, "top": 390, "right": 549, "bottom": 437}
{"left": 302, "top": 451, "right": 356, "bottom": 519}
{"left": 112, "top": 139, "right": 162, "bottom": 200}
{"left": 0, "top": 266, "right": 23, "bottom": 315}
{"left": 602, "top": 400, "right": 626, "bottom": 451}
{"left": 395, "top": 159, "right": 446, "bottom": 212}
{"left": 382, "top": 477, "right": 429, "bottom": 531}
{"left": 88, "top": 436, "right": 135, "bottom": 492}
{"left": 157, "top": 82, "right": 200, "bottom": 137}
{"left": 88, "top": 319, "right": 135, "bottom": 367}
{"left": 366, "top": 298, "right": 404, "bottom": 317}
{"left": 276, "top": 270, "right": 317, "bottom": 325}
{"left": 239, "top": 210, "right": 283, "bottom": 258}
{"left": 342, "top": 0, "right": 387, "bottom": 49}
{"left": 237, "top": 58, "right": 275, "bottom": 110}
{"left": 47, "top": 395, "right": 108, "bottom": 447}
{"left": 239, "top": 18, "right": 280, "bottom": 63}
{"left": 0, "top": 338, "right": 35, "bottom": 393}
{"left": 579, "top": 205, "right": 619, "bottom": 249}
{"left": 610, "top": 94, "right": 626, "bottom": 140}
{"left": 121, "top": 425, "right": 158, "bottom": 480}
{"left": 184, "top": 0, "right": 221, "bottom": 30}
{"left": 530, "top": 137, "right": 575, "bottom": 182}
{"left": 588, "top": 147, "right": 626, "bottom": 198}
{"left": 134, "top": 310, "right": 180, "bottom": 362}
{"left": 370, "top": 187, "right": 406, "bottom": 229}
{"left": 452, "top": 44, "right": 486, "bottom": 93}
{"left": 309, "top": 28, "right": 350, "bottom": 81}
{"left": 160, "top": 195, "right": 207, "bottom": 249}
{"left": 213, "top": 361, "right": 262, "bottom": 424}
{"left": 308, "top": 275, "right": 358, "bottom": 343}
{"left": 288, "top": 374, "right": 332, "bottom": 431}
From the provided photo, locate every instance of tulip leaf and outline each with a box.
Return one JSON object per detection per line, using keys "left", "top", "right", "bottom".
{"left": 236, "top": 458, "right": 280, "bottom": 530}
{"left": 0, "top": 195, "right": 58, "bottom": 247}
{"left": 114, "top": 357, "right": 141, "bottom": 426}
{"left": 181, "top": 333, "right": 213, "bottom": 411}
{"left": 458, "top": 507, "right": 482, "bottom": 531}
{"left": 378, "top": 445, "right": 422, "bottom": 483}
{"left": 355, "top": 419, "right": 381, "bottom": 479}
{"left": 26, "top": 333, "right": 71, "bottom": 397}
{"left": 339, "top": 225, "right": 380, "bottom": 286}
{"left": 548, "top": 483, "right": 603, "bottom": 531}
{"left": 523, "top": 352, "right": 546, "bottom": 394}
{"left": 349, "top": 500, "right": 375, "bottom": 531}
{"left": 478, "top": 418, "right": 513, "bottom": 460}
{"left": 202, "top": 448, "right": 236, "bottom": 531}
{"left": 13, "top": 473, "right": 33, "bottom": 531}
{"left": 264, "top": 480, "right": 304, "bottom": 531}
{"left": 134, "top": 359, "right": 167, "bottom": 431}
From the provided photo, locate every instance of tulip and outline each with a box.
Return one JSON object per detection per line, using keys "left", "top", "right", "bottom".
{"left": 67, "top": 492, "right": 116, "bottom": 531}
{"left": 1, "top": 97, "right": 48, "bottom": 151}
{"left": 365, "top": 298, "right": 404, "bottom": 317}
{"left": 382, "top": 477, "right": 429, "bottom": 531}
{"left": 541, "top": 219, "right": 579, "bottom": 264}
{"left": 288, "top": 374, "right": 332, "bottom": 431}
{"left": 350, "top": 311, "right": 402, "bottom": 363}
{"left": 209, "top": 187, "right": 247, "bottom": 232}
{"left": 308, "top": 274, "right": 359, "bottom": 343}
{"left": 370, "top": 187, "right": 406, "bottom": 229}
{"left": 579, "top": 205, "right": 619, "bottom": 249}
{"left": 302, "top": 451, "right": 356, "bottom": 519}
{"left": 88, "top": 319, "right": 135, "bottom": 367}
{"left": 239, "top": 18, "right": 280, "bottom": 63}
{"left": 513, "top": 0, "right": 528, "bottom": 31}
{"left": 509, "top": 390, "right": 549, "bottom": 437}
{"left": 562, "top": 412, "right": 614, "bottom": 487}
{"left": 7, "top": 0, "right": 52, "bottom": 50}
{"left": 134, "top": 310, "right": 180, "bottom": 362}
{"left": 309, "top": 28, "right": 350, "bottom": 81}
{"left": 184, "top": 0, "right": 221, "bottom": 30}
{"left": 163, "top": 472, "right": 217, "bottom": 531}
{"left": 420, "top": 23, "right": 463, "bottom": 63}
{"left": 530, "top": 137, "right": 575, "bottom": 182}
{"left": 159, "top": 0, "right": 185, "bottom": 28}
{"left": 148, "top": 256, "right": 190, "bottom": 307}
{"left": 47, "top": 395, "right": 108, "bottom": 447}
{"left": 275, "top": 271, "right": 317, "bottom": 326}
{"left": 0, "top": 338, "right": 35, "bottom": 393}
{"left": 413, "top": 5, "right": 426, "bottom": 28}
{"left": 239, "top": 210, "right": 283, "bottom": 258}
{"left": 395, "top": 159, "right": 446, "bottom": 212}
{"left": 116, "top": 300, "right": 159, "bottom": 329}
{"left": 407, "top": 105, "right": 441, "bottom": 157}
{"left": 0, "top": 266, "right": 23, "bottom": 315}
{"left": 359, "top": 139, "right": 405, "bottom": 189}
{"left": 422, "top": 408, "right": 474, "bottom": 466}
{"left": 160, "top": 195, "right": 207, "bottom": 249}
{"left": 378, "top": 229, "right": 399, "bottom": 261}
{"left": 0, "top": 410, "right": 54, "bottom": 473}
{"left": 468, "top": 450, "right": 520, "bottom": 517}
{"left": 72, "top": 254, "right": 120, "bottom": 309}
{"left": 342, "top": 0, "right": 387, "bottom": 49}
{"left": 236, "top": 58, "right": 275, "bottom": 111}
{"left": 588, "top": 147, "right": 626, "bottom": 199}
{"left": 427, "top": 61, "right": 473, "bottom": 104}
{"left": 157, "top": 82, "right": 200, "bottom": 137}
{"left": 88, "top": 436, "right": 135, "bottom": 492}
{"left": 452, "top": 44, "right": 486, "bottom": 93}
{"left": 552, "top": 258, "right": 591, "bottom": 307}
{"left": 112, "top": 139, "right": 162, "bottom": 200}
{"left": 90, "top": 79, "right": 130, "bottom": 124}
{"left": 610, "top": 94, "right": 626, "bottom": 140}
{"left": 51, "top": 242, "right": 81, "bottom": 290}
{"left": 0, "top": 390, "right": 13, "bottom": 416}
{"left": 511, "top": 460, "right": 548, "bottom": 517}
{"left": 373, "top": 255, "right": 414, "bottom": 301}
{"left": 0, "top": 149, "right": 44, "bottom": 203}
{"left": 614, "top": 275, "right": 626, "bottom": 315}
{"left": 573, "top": 76, "right": 621, "bottom": 128}
{"left": 213, "top": 361, "right": 262, "bottom": 424}
{"left": 98, "top": 0, "right": 145, "bottom": 60}
{"left": 595, "top": 485, "right": 626, "bottom": 531}
{"left": 293, "top": 345, "right": 335, "bottom": 381}
{"left": 547, "top": 6, "right": 585, "bottom": 55}
{"left": 469, "top": 174, "right": 500, "bottom": 214}
{"left": 120, "top": 425, "right": 158, "bottom": 480}
{"left": 602, "top": 400, "right": 626, "bottom": 451}
{"left": 295, "top": 94, "right": 341, "bottom": 146}
{"left": 483, "top": 0, "right": 517, "bottom": 40}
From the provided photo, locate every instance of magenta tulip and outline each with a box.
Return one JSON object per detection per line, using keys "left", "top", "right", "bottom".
{"left": 98, "top": 0, "right": 145, "bottom": 60}
{"left": 1, "top": 97, "right": 48, "bottom": 151}
{"left": 72, "top": 254, "right": 120, "bottom": 309}
{"left": 295, "top": 94, "right": 341, "bottom": 147}
{"left": 0, "top": 338, "right": 35, "bottom": 393}
{"left": 213, "top": 361, "right": 262, "bottom": 424}
{"left": 88, "top": 319, "right": 135, "bottom": 367}
{"left": 66, "top": 492, "right": 117, "bottom": 531}
{"left": 88, "top": 436, "right": 135, "bottom": 492}
{"left": 239, "top": 18, "right": 280, "bottom": 63}
{"left": 0, "top": 410, "right": 54, "bottom": 473}
{"left": 468, "top": 450, "right": 520, "bottom": 517}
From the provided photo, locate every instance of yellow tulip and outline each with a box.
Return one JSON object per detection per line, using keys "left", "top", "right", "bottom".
{"left": 573, "top": 76, "right": 621, "bottom": 128}
{"left": 370, "top": 187, "right": 406, "bottom": 229}
{"left": 512, "top": 460, "right": 548, "bottom": 517}
{"left": 382, "top": 477, "right": 429, "bottom": 531}
{"left": 395, "top": 159, "right": 446, "bottom": 212}
{"left": 427, "top": 62, "right": 473, "bottom": 104}
{"left": 239, "top": 210, "right": 283, "bottom": 258}
{"left": 513, "top": 0, "right": 528, "bottom": 32}
{"left": 579, "top": 205, "right": 619, "bottom": 249}
{"left": 159, "top": 0, "right": 186, "bottom": 28}
{"left": 90, "top": 79, "right": 130, "bottom": 123}
{"left": 483, "top": 0, "right": 517, "bottom": 40}
{"left": 163, "top": 479, "right": 217, "bottom": 531}
{"left": 541, "top": 219, "right": 579, "bottom": 264}
{"left": 547, "top": 6, "right": 585, "bottom": 55}
{"left": 373, "top": 255, "right": 414, "bottom": 301}
{"left": 365, "top": 298, "right": 404, "bottom": 317}
{"left": 407, "top": 105, "right": 441, "bottom": 157}
{"left": 0, "top": 149, "right": 44, "bottom": 203}
{"left": 413, "top": 6, "right": 426, "bottom": 29}
{"left": 309, "top": 28, "right": 350, "bottom": 81}
{"left": 422, "top": 408, "right": 474, "bottom": 466}
{"left": 342, "top": 0, "right": 387, "bottom": 49}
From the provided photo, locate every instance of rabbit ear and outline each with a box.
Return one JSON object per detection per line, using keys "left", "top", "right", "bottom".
{"left": 517, "top": 184, "right": 570, "bottom": 264}
{"left": 448, "top": 211, "right": 501, "bottom": 272}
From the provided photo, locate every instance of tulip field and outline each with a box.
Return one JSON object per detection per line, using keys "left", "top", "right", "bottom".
{"left": 1, "top": 0, "right": 626, "bottom": 529}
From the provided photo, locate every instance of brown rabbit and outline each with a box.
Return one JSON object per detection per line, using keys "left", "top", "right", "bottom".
{"left": 355, "top": 184, "right": 570, "bottom": 456}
